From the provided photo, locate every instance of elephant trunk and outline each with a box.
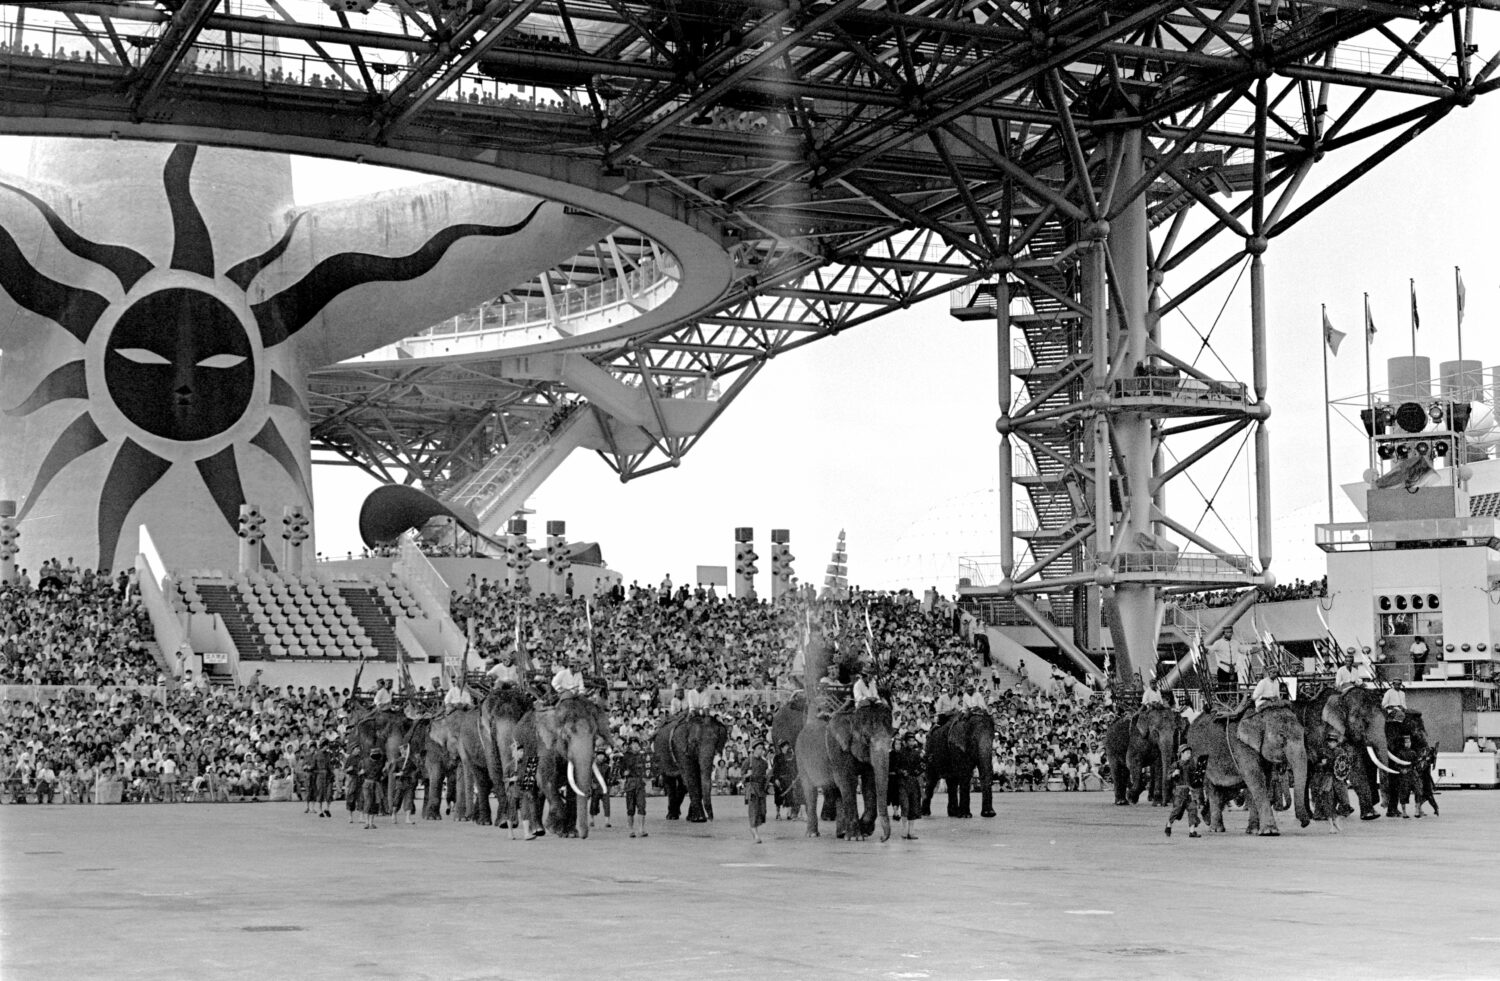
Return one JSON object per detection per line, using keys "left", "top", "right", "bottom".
{"left": 1288, "top": 737, "right": 1311, "bottom": 828}
{"left": 1156, "top": 731, "right": 1177, "bottom": 804}
{"left": 872, "top": 740, "right": 891, "bottom": 843}
{"left": 698, "top": 739, "right": 718, "bottom": 819}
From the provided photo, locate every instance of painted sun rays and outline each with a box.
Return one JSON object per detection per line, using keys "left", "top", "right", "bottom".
{"left": 0, "top": 143, "right": 545, "bottom": 568}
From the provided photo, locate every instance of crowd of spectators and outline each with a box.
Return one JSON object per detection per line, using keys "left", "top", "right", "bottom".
{"left": 1192, "top": 576, "right": 1327, "bottom": 609}
{"left": 0, "top": 561, "right": 159, "bottom": 687}
{"left": 1, "top": 680, "right": 348, "bottom": 806}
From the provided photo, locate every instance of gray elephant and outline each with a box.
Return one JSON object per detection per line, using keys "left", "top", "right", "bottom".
{"left": 515, "top": 697, "right": 611, "bottom": 839}
{"left": 923, "top": 709, "right": 995, "bottom": 818}
{"left": 796, "top": 702, "right": 894, "bottom": 842}
{"left": 1128, "top": 705, "right": 1186, "bottom": 805}
{"left": 478, "top": 687, "right": 535, "bottom": 829}
{"left": 651, "top": 714, "right": 729, "bottom": 822}
{"left": 1186, "top": 702, "right": 1310, "bottom": 835}
{"left": 1305, "top": 686, "right": 1411, "bottom": 820}
{"left": 422, "top": 705, "right": 492, "bottom": 823}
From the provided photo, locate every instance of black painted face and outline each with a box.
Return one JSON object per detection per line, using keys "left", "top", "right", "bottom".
{"left": 104, "top": 288, "right": 254, "bottom": 441}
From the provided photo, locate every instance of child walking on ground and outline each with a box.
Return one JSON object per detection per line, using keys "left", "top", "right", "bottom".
{"left": 361, "top": 748, "right": 385, "bottom": 830}
{"left": 744, "top": 741, "right": 771, "bottom": 844}
{"left": 615, "top": 737, "right": 649, "bottom": 839}
{"left": 1164, "top": 746, "right": 1204, "bottom": 838}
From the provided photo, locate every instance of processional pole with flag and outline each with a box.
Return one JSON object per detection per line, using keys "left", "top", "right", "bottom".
{"left": 1363, "top": 293, "right": 1377, "bottom": 474}
{"left": 1323, "top": 305, "right": 1345, "bottom": 525}
{"left": 1456, "top": 266, "right": 1467, "bottom": 372}
{"left": 514, "top": 603, "right": 526, "bottom": 672}
{"left": 396, "top": 641, "right": 414, "bottom": 695}
{"left": 1410, "top": 279, "right": 1419, "bottom": 357}
{"left": 586, "top": 597, "right": 600, "bottom": 678}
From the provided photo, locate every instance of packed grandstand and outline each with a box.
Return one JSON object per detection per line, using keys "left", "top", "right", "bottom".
{"left": 0, "top": 557, "right": 1115, "bottom": 806}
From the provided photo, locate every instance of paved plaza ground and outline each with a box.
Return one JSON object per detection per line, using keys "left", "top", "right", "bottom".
{"left": 2, "top": 789, "right": 1497, "bottom": 980}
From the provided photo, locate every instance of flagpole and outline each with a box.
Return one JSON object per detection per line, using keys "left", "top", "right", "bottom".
{"left": 1409, "top": 279, "right": 1416, "bottom": 358}
{"left": 1323, "top": 304, "right": 1335, "bottom": 525}
{"left": 1456, "top": 266, "right": 1465, "bottom": 382}
{"left": 1363, "top": 293, "right": 1375, "bottom": 474}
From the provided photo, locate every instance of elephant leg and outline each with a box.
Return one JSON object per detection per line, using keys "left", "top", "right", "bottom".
{"left": 945, "top": 777, "right": 958, "bottom": 817}
{"left": 1244, "top": 764, "right": 1277, "bottom": 836}
{"left": 821, "top": 789, "right": 839, "bottom": 823}
{"left": 980, "top": 768, "right": 995, "bottom": 818}
{"left": 837, "top": 773, "right": 862, "bottom": 840}
{"left": 801, "top": 776, "right": 820, "bottom": 837}
{"left": 1206, "top": 785, "right": 1226, "bottom": 832}
{"left": 958, "top": 771, "right": 972, "bottom": 818}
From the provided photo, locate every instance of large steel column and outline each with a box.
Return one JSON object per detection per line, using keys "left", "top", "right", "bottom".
{"left": 1105, "top": 130, "right": 1162, "bottom": 683}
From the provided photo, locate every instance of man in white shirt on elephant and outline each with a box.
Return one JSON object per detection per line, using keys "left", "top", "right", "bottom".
{"left": 1251, "top": 674, "right": 1281, "bottom": 711}
{"left": 551, "top": 660, "right": 585, "bottom": 699}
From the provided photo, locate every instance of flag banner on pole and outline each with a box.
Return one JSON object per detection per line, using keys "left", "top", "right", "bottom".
{"left": 1457, "top": 267, "right": 1466, "bottom": 326}
{"left": 1411, "top": 279, "right": 1419, "bottom": 331}
{"left": 1364, "top": 293, "right": 1377, "bottom": 337}
{"left": 1324, "top": 309, "right": 1344, "bottom": 355}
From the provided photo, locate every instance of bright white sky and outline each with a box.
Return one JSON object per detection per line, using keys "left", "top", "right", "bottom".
{"left": 307, "top": 87, "right": 1500, "bottom": 595}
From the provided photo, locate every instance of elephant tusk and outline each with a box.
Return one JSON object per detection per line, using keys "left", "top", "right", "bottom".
{"left": 1367, "top": 746, "right": 1400, "bottom": 776}
{"left": 567, "top": 760, "right": 586, "bottom": 797}
{"left": 1386, "top": 752, "right": 1412, "bottom": 767}
{"left": 592, "top": 763, "right": 607, "bottom": 791}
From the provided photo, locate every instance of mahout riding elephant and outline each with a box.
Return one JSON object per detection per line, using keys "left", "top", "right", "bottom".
{"left": 923, "top": 709, "right": 995, "bottom": 818}
{"left": 515, "top": 696, "right": 611, "bottom": 839}
{"left": 1305, "top": 686, "right": 1411, "bottom": 820}
{"left": 477, "top": 687, "right": 535, "bottom": 828}
{"left": 1187, "top": 702, "right": 1310, "bottom": 835}
{"left": 423, "top": 705, "right": 493, "bottom": 823}
{"left": 651, "top": 714, "right": 729, "bottom": 822}
{"left": 1128, "top": 705, "right": 1186, "bottom": 805}
{"left": 795, "top": 702, "right": 893, "bottom": 842}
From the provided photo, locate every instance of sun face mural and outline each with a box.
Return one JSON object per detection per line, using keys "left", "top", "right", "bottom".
{"left": 0, "top": 139, "right": 613, "bottom": 571}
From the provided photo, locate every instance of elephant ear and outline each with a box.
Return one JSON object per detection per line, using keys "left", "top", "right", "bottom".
{"left": 829, "top": 715, "right": 854, "bottom": 753}
{"left": 1235, "top": 712, "right": 1265, "bottom": 756}
{"left": 533, "top": 710, "right": 562, "bottom": 753}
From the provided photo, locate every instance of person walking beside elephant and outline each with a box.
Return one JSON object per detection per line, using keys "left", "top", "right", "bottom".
{"left": 744, "top": 741, "right": 771, "bottom": 843}
{"left": 616, "top": 736, "right": 649, "bottom": 838}
{"left": 588, "top": 746, "right": 612, "bottom": 829}
{"left": 1163, "top": 746, "right": 1203, "bottom": 838}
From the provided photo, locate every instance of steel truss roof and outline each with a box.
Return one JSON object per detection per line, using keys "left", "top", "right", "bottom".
{"left": 0, "top": 0, "right": 1496, "bottom": 499}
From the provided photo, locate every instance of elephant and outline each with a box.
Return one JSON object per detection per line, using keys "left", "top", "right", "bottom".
{"left": 1128, "top": 705, "right": 1186, "bottom": 805}
{"left": 1103, "top": 715, "right": 1134, "bottom": 805}
{"left": 922, "top": 709, "right": 995, "bottom": 818}
{"left": 1186, "top": 702, "right": 1310, "bottom": 835}
{"left": 651, "top": 714, "right": 729, "bottom": 822}
{"left": 478, "top": 687, "right": 536, "bottom": 828}
{"left": 1102, "top": 707, "right": 1180, "bottom": 805}
{"left": 345, "top": 705, "right": 414, "bottom": 815}
{"left": 514, "top": 696, "right": 611, "bottom": 839}
{"left": 1311, "top": 687, "right": 1412, "bottom": 820}
{"left": 795, "top": 702, "right": 893, "bottom": 842}
{"left": 1381, "top": 710, "right": 1433, "bottom": 818}
{"left": 423, "top": 705, "right": 493, "bottom": 823}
